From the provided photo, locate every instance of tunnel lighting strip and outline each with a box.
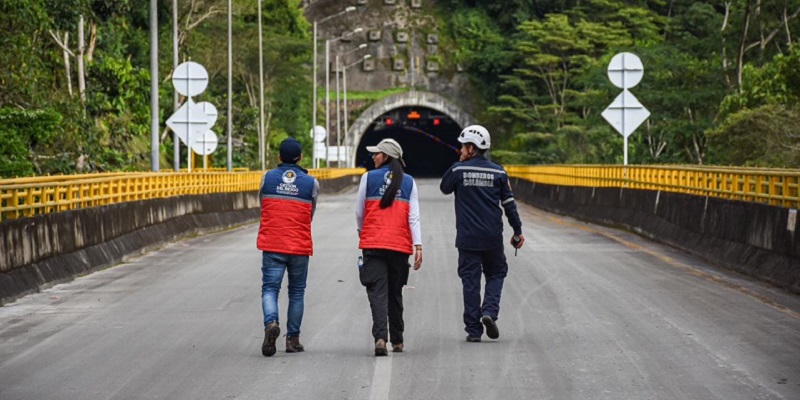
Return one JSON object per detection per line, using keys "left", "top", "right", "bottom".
{"left": 402, "top": 126, "right": 460, "bottom": 155}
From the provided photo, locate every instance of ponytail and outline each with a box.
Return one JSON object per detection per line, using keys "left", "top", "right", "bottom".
{"left": 379, "top": 158, "right": 405, "bottom": 209}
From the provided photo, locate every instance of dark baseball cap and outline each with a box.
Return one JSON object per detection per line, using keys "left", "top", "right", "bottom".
{"left": 279, "top": 137, "right": 302, "bottom": 163}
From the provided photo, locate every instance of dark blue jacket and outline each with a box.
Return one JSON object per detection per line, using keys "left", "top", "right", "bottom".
{"left": 440, "top": 155, "right": 522, "bottom": 250}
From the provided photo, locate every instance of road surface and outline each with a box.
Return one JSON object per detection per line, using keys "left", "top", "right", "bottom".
{"left": 1, "top": 179, "right": 799, "bottom": 399}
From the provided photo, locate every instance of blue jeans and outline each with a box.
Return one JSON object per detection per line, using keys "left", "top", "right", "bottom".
{"left": 261, "top": 252, "right": 309, "bottom": 337}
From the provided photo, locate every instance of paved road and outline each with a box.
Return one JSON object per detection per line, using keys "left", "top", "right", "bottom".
{"left": 1, "top": 179, "right": 799, "bottom": 400}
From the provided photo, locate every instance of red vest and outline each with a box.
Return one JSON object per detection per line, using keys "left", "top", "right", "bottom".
{"left": 358, "top": 168, "right": 414, "bottom": 255}
{"left": 257, "top": 165, "right": 315, "bottom": 256}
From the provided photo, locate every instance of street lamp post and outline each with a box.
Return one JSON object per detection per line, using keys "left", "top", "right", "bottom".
{"left": 313, "top": 21, "right": 318, "bottom": 169}
{"left": 258, "top": 0, "right": 265, "bottom": 170}
{"left": 173, "top": 0, "right": 179, "bottom": 171}
{"left": 150, "top": 0, "right": 159, "bottom": 172}
{"left": 343, "top": 54, "right": 371, "bottom": 167}
{"left": 226, "top": 0, "right": 232, "bottom": 171}
{"left": 312, "top": 6, "right": 356, "bottom": 169}
{"left": 335, "top": 53, "right": 341, "bottom": 166}
{"left": 325, "top": 27, "right": 363, "bottom": 167}
{"left": 335, "top": 43, "right": 367, "bottom": 166}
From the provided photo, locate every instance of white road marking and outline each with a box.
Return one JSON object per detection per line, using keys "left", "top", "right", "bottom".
{"left": 368, "top": 356, "right": 393, "bottom": 400}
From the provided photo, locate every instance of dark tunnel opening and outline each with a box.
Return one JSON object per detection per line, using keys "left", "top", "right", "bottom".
{"left": 355, "top": 107, "right": 462, "bottom": 178}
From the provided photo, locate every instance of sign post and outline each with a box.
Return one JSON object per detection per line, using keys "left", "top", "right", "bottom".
{"left": 166, "top": 62, "right": 220, "bottom": 171}
{"left": 310, "top": 125, "right": 327, "bottom": 169}
{"left": 601, "top": 52, "right": 650, "bottom": 166}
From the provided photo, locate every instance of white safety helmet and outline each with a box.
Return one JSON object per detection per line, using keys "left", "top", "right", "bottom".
{"left": 458, "top": 125, "right": 491, "bottom": 150}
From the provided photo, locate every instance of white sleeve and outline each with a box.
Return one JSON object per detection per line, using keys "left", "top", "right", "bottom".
{"left": 408, "top": 180, "right": 422, "bottom": 246}
{"left": 355, "top": 173, "right": 368, "bottom": 232}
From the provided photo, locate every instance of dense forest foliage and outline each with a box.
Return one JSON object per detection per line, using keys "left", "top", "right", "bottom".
{"left": 1, "top": 0, "right": 800, "bottom": 177}
{"left": 0, "top": 0, "right": 311, "bottom": 177}
{"left": 443, "top": 0, "right": 800, "bottom": 167}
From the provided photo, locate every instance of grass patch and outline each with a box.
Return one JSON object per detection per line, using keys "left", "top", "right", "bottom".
{"left": 345, "top": 88, "right": 409, "bottom": 100}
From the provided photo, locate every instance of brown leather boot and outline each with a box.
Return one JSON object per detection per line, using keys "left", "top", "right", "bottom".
{"left": 374, "top": 339, "right": 388, "bottom": 356}
{"left": 261, "top": 322, "right": 280, "bottom": 357}
{"left": 286, "top": 336, "right": 304, "bottom": 353}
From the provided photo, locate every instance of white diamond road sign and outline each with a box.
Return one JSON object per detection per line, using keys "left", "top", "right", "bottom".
{"left": 601, "top": 90, "right": 650, "bottom": 138}
{"left": 603, "top": 52, "right": 650, "bottom": 165}
{"left": 167, "top": 62, "right": 220, "bottom": 171}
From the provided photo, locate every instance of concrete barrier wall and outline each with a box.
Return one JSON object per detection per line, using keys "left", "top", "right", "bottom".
{"left": 9, "top": 173, "right": 792, "bottom": 303}
{"left": 511, "top": 179, "right": 800, "bottom": 294}
{"left": 0, "top": 175, "right": 359, "bottom": 305}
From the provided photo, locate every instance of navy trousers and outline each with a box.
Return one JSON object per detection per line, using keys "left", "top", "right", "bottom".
{"left": 457, "top": 246, "right": 508, "bottom": 337}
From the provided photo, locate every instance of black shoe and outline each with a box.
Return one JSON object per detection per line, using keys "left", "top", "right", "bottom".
{"left": 466, "top": 335, "right": 481, "bottom": 343}
{"left": 262, "top": 322, "right": 280, "bottom": 357}
{"left": 481, "top": 316, "right": 499, "bottom": 339}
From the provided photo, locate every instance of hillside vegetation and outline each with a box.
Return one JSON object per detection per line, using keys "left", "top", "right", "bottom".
{"left": 2, "top": 0, "right": 799, "bottom": 177}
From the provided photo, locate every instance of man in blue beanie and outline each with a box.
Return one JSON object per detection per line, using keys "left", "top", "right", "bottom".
{"left": 256, "top": 137, "right": 320, "bottom": 356}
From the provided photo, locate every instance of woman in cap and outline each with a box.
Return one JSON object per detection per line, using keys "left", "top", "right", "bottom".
{"left": 355, "top": 138, "right": 423, "bottom": 356}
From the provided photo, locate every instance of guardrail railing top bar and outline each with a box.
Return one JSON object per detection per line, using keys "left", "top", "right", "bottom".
{"left": 4, "top": 166, "right": 797, "bottom": 221}
{"left": 1, "top": 168, "right": 366, "bottom": 222}
{"left": 504, "top": 164, "right": 799, "bottom": 209}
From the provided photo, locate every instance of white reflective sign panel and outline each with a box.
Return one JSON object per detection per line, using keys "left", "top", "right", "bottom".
{"left": 197, "top": 102, "right": 218, "bottom": 128}
{"left": 601, "top": 90, "right": 650, "bottom": 138}
{"left": 173, "top": 61, "right": 209, "bottom": 97}
{"left": 608, "top": 52, "right": 643, "bottom": 89}
{"left": 310, "top": 125, "right": 327, "bottom": 143}
{"left": 166, "top": 99, "right": 208, "bottom": 145}
{"left": 191, "top": 130, "right": 219, "bottom": 156}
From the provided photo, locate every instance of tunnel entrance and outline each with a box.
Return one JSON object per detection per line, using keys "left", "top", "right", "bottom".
{"left": 355, "top": 106, "right": 462, "bottom": 178}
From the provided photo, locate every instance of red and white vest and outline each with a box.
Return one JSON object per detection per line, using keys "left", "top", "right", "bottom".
{"left": 359, "top": 167, "right": 414, "bottom": 255}
{"left": 257, "top": 164, "right": 316, "bottom": 256}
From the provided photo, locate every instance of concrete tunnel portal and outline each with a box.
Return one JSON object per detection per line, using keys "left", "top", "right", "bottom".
{"left": 355, "top": 106, "right": 462, "bottom": 177}
{"left": 348, "top": 92, "right": 476, "bottom": 178}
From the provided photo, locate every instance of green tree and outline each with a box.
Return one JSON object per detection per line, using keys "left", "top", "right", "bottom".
{"left": 708, "top": 104, "right": 800, "bottom": 167}
{"left": 628, "top": 46, "right": 726, "bottom": 165}
{"left": 189, "top": 0, "right": 312, "bottom": 170}
{"left": 0, "top": 0, "right": 51, "bottom": 107}
{"left": 719, "top": 45, "right": 800, "bottom": 113}
{"left": 489, "top": 11, "right": 639, "bottom": 163}
{"left": 0, "top": 109, "right": 62, "bottom": 177}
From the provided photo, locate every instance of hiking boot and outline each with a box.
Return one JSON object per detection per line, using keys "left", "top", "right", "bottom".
{"left": 481, "top": 315, "right": 499, "bottom": 339}
{"left": 374, "top": 339, "right": 388, "bottom": 356}
{"left": 286, "top": 336, "right": 304, "bottom": 353}
{"left": 392, "top": 343, "right": 404, "bottom": 353}
{"left": 466, "top": 335, "right": 481, "bottom": 343}
{"left": 261, "top": 322, "right": 280, "bottom": 357}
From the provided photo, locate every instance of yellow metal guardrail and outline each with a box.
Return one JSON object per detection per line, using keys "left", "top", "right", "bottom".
{"left": 505, "top": 165, "right": 800, "bottom": 209}
{"left": 6, "top": 165, "right": 795, "bottom": 221}
{"left": 0, "top": 168, "right": 366, "bottom": 221}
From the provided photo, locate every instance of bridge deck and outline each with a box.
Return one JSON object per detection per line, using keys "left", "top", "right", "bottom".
{"left": 1, "top": 179, "right": 798, "bottom": 399}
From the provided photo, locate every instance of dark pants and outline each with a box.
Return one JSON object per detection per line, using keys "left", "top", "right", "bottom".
{"left": 458, "top": 247, "right": 508, "bottom": 337}
{"left": 359, "top": 249, "right": 410, "bottom": 344}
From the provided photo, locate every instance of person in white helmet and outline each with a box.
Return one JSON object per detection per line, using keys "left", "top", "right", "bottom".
{"left": 440, "top": 125, "right": 525, "bottom": 342}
